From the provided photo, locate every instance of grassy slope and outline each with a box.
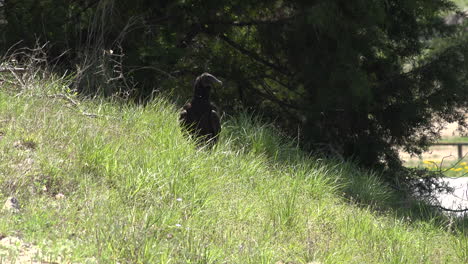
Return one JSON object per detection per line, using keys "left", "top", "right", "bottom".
{"left": 0, "top": 81, "right": 466, "bottom": 263}
{"left": 453, "top": 0, "right": 468, "bottom": 8}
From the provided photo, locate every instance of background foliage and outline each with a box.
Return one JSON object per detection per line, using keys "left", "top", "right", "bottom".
{"left": 1, "top": 0, "right": 467, "bottom": 178}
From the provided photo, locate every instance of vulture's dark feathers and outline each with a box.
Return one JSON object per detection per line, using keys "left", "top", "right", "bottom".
{"left": 180, "top": 73, "right": 222, "bottom": 145}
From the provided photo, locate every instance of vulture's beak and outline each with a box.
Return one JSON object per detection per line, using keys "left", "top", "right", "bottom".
{"left": 202, "top": 72, "right": 223, "bottom": 86}
{"left": 212, "top": 76, "right": 223, "bottom": 86}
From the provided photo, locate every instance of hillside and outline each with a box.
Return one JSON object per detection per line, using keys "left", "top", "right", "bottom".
{"left": 0, "top": 80, "right": 467, "bottom": 263}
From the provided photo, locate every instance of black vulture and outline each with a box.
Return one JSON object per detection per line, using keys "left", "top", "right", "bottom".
{"left": 180, "top": 72, "right": 222, "bottom": 145}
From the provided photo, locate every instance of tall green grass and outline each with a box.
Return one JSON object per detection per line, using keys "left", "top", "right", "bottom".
{"left": 0, "top": 79, "right": 466, "bottom": 263}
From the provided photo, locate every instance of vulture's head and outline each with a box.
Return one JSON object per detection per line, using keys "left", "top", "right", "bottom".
{"left": 193, "top": 72, "right": 223, "bottom": 100}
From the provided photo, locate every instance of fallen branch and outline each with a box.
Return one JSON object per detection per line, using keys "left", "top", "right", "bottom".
{"left": 432, "top": 205, "right": 468, "bottom": 213}
{"left": 46, "top": 94, "right": 116, "bottom": 119}
{"left": 8, "top": 69, "right": 25, "bottom": 87}
{"left": 0, "top": 67, "right": 26, "bottom": 73}
{"left": 213, "top": 33, "right": 291, "bottom": 76}
{"left": 82, "top": 112, "right": 100, "bottom": 118}
{"left": 47, "top": 93, "right": 80, "bottom": 107}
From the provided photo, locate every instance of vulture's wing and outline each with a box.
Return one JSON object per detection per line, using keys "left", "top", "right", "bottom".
{"left": 180, "top": 109, "right": 189, "bottom": 128}
{"left": 210, "top": 109, "right": 221, "bottom": 142}
{"left": 180, "top": 102, "right": 192, "bottom": 127}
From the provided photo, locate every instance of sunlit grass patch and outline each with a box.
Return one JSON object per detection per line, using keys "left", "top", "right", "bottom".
{"left": 439, "top": 137, "right": 468, "bottom": 143}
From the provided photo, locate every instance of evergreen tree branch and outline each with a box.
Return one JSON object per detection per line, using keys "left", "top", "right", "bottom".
{"left": 210, "top": 32, "right": 292, "bottom": 77}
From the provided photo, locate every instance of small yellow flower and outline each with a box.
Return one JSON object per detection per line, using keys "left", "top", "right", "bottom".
{"left": 454, "top": 168, "right": 463, "bottom": 172}
{"left": 460, "top": 162, "right": 467, "bottom": 166}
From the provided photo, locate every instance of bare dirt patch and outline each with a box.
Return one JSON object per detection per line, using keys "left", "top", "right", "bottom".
{"left": 0, "top": 236, "right": 43, "bottom": 263}
{"left": 436, "top": 177, "right": 468, "bottom": 217}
